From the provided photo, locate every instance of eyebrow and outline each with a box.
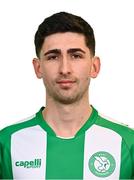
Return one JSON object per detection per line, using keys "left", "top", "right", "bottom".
{"left": 44, "top": 48, "right": 86, "bottom": 56}
{"left": 44, "top": 49, "right": 61, "bottom": 56}
{"left": 67, "top": 48, "right": 86, "bottom": 54}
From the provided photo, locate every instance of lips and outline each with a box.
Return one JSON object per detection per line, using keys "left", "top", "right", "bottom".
{"left": 57, "top": 80, "right": 76, "bottom": 84}
{"left": 56, "top": 79, "right": 76, "bottom": 88}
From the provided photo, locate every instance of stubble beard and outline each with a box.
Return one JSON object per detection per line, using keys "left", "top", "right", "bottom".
{"left": 45, "top": 78, "right": 90, "bottom": 105}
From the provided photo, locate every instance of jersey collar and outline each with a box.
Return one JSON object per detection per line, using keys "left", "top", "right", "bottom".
{"left": 36, "top": 106, "right": 98, "bottom": 138}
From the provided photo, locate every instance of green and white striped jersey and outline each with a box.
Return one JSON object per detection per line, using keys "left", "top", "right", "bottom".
{"left": 0, "top": 106, "right": 134, "bottom": 179}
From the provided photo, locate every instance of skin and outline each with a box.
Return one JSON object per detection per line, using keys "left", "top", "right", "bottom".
{"left": 33, "top": 32, "right": 100, "bottom": 137}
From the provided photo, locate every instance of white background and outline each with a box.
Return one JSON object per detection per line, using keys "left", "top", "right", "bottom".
{"left": 0, "top": 0, "right": 134, "bottom": 129}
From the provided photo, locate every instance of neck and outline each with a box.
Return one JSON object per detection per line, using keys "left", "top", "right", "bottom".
{"left": 42, "top": 94, "right": 92, "bottom": 138}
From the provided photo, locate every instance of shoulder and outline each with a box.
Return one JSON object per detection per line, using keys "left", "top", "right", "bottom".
{"left": 95, "top": 112, "right": 134, "bottom": 148}
{"left": 0, "top": 114, "right": 37, "bottom": 144}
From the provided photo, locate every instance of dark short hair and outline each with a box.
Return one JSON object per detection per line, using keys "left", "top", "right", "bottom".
{"left": 34, "top": 12, "right": 95, "bottom": 58}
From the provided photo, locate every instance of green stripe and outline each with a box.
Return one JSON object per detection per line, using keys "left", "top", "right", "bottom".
{"left": 120, "top": 139, "right": 132, "bottom": 178}
{"left": 46, "top": 134, "right": 85, "bottom": 179}
{"left": 0, "top": 135, "right": 13, "bottom": 179}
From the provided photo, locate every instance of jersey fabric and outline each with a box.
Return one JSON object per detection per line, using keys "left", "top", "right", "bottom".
{"left": 0, "top": 106, "right": 134, "bottom": 179}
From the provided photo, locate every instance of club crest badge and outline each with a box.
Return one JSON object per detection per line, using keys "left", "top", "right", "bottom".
{"left": 89, "top": 151, "right": 116, "bottom": 177}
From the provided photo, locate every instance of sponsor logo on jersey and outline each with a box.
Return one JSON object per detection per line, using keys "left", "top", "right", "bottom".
{"left": 88, "top": 151, "right": 116, "bottom": 177}
{"left": 15, "top": 159, "right": 41, "bottom": 168}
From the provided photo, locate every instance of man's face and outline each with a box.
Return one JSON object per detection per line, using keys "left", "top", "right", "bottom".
{"left": 33, "top": 32, "right": 100, "bottom": 104}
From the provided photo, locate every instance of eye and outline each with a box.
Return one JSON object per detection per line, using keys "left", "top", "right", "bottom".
{"left": 46, "top": 55, "right": 59, "bottom": 61}
{"left": 71, "top": 53, "right": 83, "bottom": 59}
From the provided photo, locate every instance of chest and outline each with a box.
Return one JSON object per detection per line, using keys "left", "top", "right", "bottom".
{"left": 7, "top": 125, "right": 132, "bottom": 179}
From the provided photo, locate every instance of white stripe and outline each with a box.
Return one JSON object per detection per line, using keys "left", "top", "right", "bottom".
{"left": 99, "top": 113, "right": 129, "bottom": 127}
{"left": 11, "top": 125, "right": 47, "bottom": 179}
{"left": 56, "top": 135, "right": 75, "bottom": 139}
{"left": 17, "top": 114, "right": 36, "bottom": 123}
{"left": 83, "top": 124, "right": 121, "bottom": 179}
{"left": 10, "top": 114, "right": 36, "bottom": 127}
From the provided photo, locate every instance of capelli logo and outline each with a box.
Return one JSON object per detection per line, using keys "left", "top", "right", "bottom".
{"left": 15, "top": 159, "right": 41, "bottom": 168}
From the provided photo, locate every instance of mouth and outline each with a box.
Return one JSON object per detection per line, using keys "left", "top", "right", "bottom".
{"left": 57, "top": 80, "right": 76, "bottom": 84}
{"left": 56, "top": 80, "right": 76, "bottom": 89}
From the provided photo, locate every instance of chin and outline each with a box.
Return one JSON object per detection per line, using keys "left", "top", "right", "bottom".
{"left": 54, "top": 94, "right": 82, "bottom": 105}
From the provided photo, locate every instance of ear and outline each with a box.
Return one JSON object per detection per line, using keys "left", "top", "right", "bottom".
{"left": 90, "top": 56, "right": 101, "bottom": 78}
{"left": 32, "top": 58, "right": 43, "bottom": 79}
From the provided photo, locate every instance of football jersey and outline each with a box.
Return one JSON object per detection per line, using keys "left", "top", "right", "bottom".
{"left": 0, "top": 106, "right": 134, "bottom": 179}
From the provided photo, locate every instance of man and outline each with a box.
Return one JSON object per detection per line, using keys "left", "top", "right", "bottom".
{"left": 0, "top": 12, "right": 134, "bottom": 179}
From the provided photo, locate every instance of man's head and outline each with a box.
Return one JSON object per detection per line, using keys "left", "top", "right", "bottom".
{"left": 33, "top": 12, "right": 100, "bottom": 105}
{"left": 34, "top": 12, "right": 95, "bottom": 58}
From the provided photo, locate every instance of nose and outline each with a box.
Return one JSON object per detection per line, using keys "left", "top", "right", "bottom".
{"left": 59, "top": 57, "right": 72, "bottom": 75}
